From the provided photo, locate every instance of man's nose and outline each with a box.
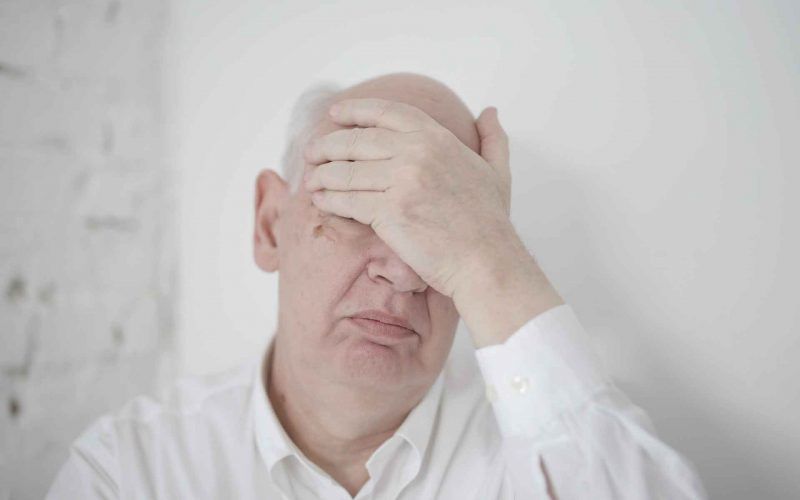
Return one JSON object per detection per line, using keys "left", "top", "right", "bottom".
{"left": 366, "top": 243, "right": 428, "bottom": 294}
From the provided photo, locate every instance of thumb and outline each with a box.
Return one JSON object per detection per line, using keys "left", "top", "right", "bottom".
{"left": 476, "top": 106, "right": 509, "bottom": 171}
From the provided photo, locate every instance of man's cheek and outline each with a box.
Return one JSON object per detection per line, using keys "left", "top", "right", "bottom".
{"left": 307, "top": 203, "right": 340, "bottom": 242}
{"left": 312, "top": 220, "right": 338, "bottom": 241}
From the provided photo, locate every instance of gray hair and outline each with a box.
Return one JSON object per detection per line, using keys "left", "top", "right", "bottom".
{"left": 280, "top": 82, "right": 343, "bottom": 193}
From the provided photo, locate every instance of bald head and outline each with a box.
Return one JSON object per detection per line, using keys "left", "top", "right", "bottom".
{"left": 332, "top": 73, "right": 480, "bottom": 153}
{"left": 281, "top": 73, "right": 480, "bottom": 192}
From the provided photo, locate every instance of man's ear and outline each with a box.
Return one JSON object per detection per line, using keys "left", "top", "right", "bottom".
{"left": 253, "top": 169, "right": 289, "bottom": 273}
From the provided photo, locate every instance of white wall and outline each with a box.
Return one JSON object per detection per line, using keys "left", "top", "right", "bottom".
{"left": 168, "top": 1, "right": 800, "bottom": 498}
{"left": 0, "top": 1, "right": 175, "bottom": 498}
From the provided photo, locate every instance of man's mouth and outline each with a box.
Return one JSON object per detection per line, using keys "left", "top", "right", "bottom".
{"left": 348, "top": 310, "right": 417, "bottom": 345}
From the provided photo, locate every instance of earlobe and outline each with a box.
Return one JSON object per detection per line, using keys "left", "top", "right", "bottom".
{"left": 253, "top": 169, "right": 288, "bottom": 273}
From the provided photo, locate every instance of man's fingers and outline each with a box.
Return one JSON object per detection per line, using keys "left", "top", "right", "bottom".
{"left": 328, "top": 98, "right": 438, "bottom": 133}
{"left": 305, "top": 127, "right": 398, "bottom": 164}
{"left": 310, "top": 190, "right": 382, "bottom": 227}
{"left": 305, "top": 160, "right": 393, "bottom": 192}
{"left": 476, "top": 106, "right": 509, "bottom": 173}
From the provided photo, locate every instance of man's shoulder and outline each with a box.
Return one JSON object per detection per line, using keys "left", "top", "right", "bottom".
{"left": 73, "top": 357, "right": 261, "bottom": 455}
{"left": 48, "top": 359, "right": 263, "bottom": 497}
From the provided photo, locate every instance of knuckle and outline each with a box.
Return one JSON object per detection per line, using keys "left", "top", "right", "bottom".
{"left": 345, "top": 162, "right": 357, "bottom": 189}
{"left": 397, "top": 101, "right": 424, "bottom": 121}
{"left": 407, "top": 137, "right": 431, "bottom": 162}
{"left": 403, "top": 163, "right": 433, "bottom": 194}
{"left": 362, "top": 127, "right": 382, "bottom": 147}
{"left": 315, "top": 163, "right": 330, "bottom": 185}
{"left": 377, "top": 99, "right": 395, "bottom": 121}
{"left": 346, "top": 128, "right": 363, "bottom": 155}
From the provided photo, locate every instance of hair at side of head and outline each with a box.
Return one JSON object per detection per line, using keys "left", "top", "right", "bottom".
{"left": 280, "top": 82, "right": 343, "bottom": 193}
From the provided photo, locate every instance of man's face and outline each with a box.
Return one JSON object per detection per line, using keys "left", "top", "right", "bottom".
{"left": 271, "top": 120, "right": 460, "bottom": 392}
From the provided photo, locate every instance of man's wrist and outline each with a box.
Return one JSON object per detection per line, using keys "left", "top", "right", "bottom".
{"left": 453, "top": 227, "right": 565, "bottom": 348}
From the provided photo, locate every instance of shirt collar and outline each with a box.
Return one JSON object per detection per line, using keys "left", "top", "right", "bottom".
{"left": 387, "top": 369, "right": 444, "bottom": 467}
{"left": 251, "top": 336, "right": 445, "bottom": 480}
{"left": 250, "top": 338, "right": 295, "bottom": 472}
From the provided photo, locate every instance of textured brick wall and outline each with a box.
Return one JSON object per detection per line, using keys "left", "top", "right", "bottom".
{"left": 0, "top": 1, "right": 175, "bottom": 498}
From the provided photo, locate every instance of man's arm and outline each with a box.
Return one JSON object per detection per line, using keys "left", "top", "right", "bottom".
{"left": 455, "top": 236, "right": 708, "bottom": 499}
{"left": 451, "top": 223, "right": 565, "bottom": 348}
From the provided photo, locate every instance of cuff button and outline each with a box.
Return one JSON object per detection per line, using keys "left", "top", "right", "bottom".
{"left": 510, "top": 375, "right": 529, "bottom": 395}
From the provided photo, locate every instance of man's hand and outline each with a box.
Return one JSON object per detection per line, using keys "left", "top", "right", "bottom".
{"left": 304, "top": 98, "right": 563, "bottom": 346}
{"left": 304, "top": 97, "right": 512, "bottom": 297}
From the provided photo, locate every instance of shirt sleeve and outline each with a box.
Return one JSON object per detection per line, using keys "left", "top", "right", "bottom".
{"left": 45, "top": 416, "right": 120, "bottom": 500}
{"left": 474, "top": 304, "right": 708, "bottom": 500}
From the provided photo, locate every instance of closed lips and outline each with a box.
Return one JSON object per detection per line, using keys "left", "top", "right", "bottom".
{"left": 351, "top": 310, "right": 415, "bottom": 333}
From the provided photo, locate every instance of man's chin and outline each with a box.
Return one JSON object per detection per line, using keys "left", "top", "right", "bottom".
{"left": 337, "top": 338, "right": 412, "bottom": 386}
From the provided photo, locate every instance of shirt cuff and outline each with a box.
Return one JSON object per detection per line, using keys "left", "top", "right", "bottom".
{"left": 474, "top": 304, "right": 610, "bottom": 439}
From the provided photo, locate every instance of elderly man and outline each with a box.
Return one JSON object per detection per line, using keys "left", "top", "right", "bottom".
{"left": 47, "top": 73, "right": 707, "bottom": 499}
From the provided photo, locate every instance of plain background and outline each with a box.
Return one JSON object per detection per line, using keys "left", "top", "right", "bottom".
{"left": 166, "top": 1, "right": 799, "bottom": 498}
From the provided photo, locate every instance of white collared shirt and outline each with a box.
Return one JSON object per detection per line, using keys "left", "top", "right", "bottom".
{"left": 46, "top": 305, "right": 708, "bottom": 499}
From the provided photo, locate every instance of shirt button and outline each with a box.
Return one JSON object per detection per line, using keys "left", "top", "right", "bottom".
{"left": 510, "top": 375, "right": 529, "bottom": 394}
{"left": 485, "top": 383, "right": 498, "bottom": 402}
